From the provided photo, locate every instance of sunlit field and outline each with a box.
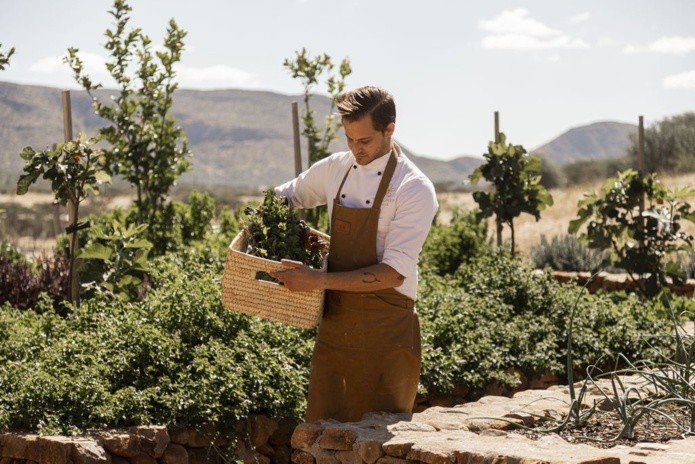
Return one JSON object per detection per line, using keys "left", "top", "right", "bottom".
{"left": 2, "top": 172, "right": 695, "bottom": 258}
{"left": 437, "top": 172, "right": 695, "bottom": 257}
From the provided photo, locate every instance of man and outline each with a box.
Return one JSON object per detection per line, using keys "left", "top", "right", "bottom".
{"left": 270, "top": 86, "right": 438, "bottom": 422}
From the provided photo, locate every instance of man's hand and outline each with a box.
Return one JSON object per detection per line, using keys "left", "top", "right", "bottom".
{"left": 269, "top": 259, "right": 323, "bottom": 292}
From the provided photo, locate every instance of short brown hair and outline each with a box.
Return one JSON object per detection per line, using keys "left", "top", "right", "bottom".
{"left": 336, "top": 86, "right": 396, "bottom": 132}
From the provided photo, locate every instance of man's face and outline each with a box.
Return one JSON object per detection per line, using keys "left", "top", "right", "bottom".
{"left": 343, "top": 116, "right": 395, "bottom": 166}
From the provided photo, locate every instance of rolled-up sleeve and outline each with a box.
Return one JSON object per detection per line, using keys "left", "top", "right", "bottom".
{"left": 380, "top": 176, "right": 438, "bottom": 280}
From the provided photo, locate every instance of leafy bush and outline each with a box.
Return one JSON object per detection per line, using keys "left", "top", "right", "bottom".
{"left": 0, "top": 252, "right": 313, "bottom": 435}
{"left": 78, "top": 221, "right": 153, "bottom": 301}
{"left": 569, "top": 169, "right": 695, "bottom": 297}
{"left": 470, "top": 133, "right": 553, "bottom": 254}
{"left": 0, "top": 211, "right": 684, "bottom": 435}
{"left": 418, "top": 249, "right": 675, "bottom": 399}
{"left": 420, "top": 208, "right": 489, "bottom": 276}
{"left": 0, "top": 244, "right": 70, "bottom": 314}
{"left": 530, "top": 234, "right": 605, "bottom": 272}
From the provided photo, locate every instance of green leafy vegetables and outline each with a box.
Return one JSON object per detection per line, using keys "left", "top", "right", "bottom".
{"left": 242, "top": 190, "right": 327, "bottom": 271}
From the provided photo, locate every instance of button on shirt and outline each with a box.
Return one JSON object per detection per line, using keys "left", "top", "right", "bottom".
{"left": 274, "top": 150, "right": 439, "bottom": 300}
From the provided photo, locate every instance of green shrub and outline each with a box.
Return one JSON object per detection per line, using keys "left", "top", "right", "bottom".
{"left": 0, "top": 218, "right": 683, "bottom": 435}
{"left": 0, "top": 252, "right": 314, "bottom": 434}
{"left": 0, "top": 247, "right": 69, "bottom": 314}
{"left": 530, "top": 234, "right": 605, "bottom": 272}
{"left": 569, "top": 169, "right": 695, "bottom": 298}
{"left": 417, "top": 249, "right": 674, "bottom": 398}
{"left": 420, "top": 208, "right": 489, "bottom": 276}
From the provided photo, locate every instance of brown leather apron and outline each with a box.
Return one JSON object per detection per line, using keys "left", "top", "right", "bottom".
{"left": 305, "top": 147, "right": 421, "bottom": 423}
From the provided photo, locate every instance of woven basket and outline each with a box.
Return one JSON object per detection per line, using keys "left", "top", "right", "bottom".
{"left": 220, "top": 229, "right": 329, "bottom": 329}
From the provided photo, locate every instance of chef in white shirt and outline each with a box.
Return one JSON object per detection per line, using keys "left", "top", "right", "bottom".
{"left": 271, "top": 85, "right": 438, "bottom": 423}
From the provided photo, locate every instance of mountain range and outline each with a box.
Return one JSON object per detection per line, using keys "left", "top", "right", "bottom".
{"left": 0, "top": 81, "right": 637, "bottom": 191}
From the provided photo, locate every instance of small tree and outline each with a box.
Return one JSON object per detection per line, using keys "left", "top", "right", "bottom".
{"left": 470, "top": 133, "right": 553, "bottom": 256}
{"left": 65, "top": 0, "right": 191, "bottom": 234}
{"left": 0, "top": 43, "right": 15, "bottom": 70}
{"left": 284, "top": 48, "right": 351, "bottom": 230}
{"left": 284, "top": 48, "right": 351, "bottom": 167}
{"left": 16, "top": 133, "right": 111, "bottom": 303}
{"left": 569, "top": 169, "right": 695, "bottom": 298}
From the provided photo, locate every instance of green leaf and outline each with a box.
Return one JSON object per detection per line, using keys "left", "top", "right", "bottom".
{"left": 78, "top": 243, "right": 113, "bottom": 261}
{"left": 469, "top": 168, "right": 482, "bottom": 185}
{"left": 16, "top": 171, "right": 41, "bottom": 195}
{"left": 125, "top": 239, "right": 153, "bottom": 250}
{"left": 19, "top": 146, "right": 36, "bottom": 161}
{"left": 568, "top": 217, "right": 586, "bottom": 235}
{"left": 525, "top": 156, "right": 541, "bottom": 172}
{"left": 94, "top": 171, "right": 112, "bottom": 184}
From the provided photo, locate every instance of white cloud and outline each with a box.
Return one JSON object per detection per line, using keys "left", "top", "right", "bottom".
{"left": 479, "top": 9, "right": 588, "bottom": 51}
{"left": 569, "top": 12, "right": 590, "bottom": 24}
{"left": 30, "top": 52, "right": 109, "bottom": 78}
{"left": 174, "top": 64, "right": 259, "bottom": 90}
{"left": 597, "top": 37, "right": 620, "bottom": 48}
{"left": 664, "top": 70, "right": 695, "bottom": 89}
{"left": 624, "top": 36, "right": 695, "bottom": 55}
{"left": 28, "top": 54, "right": 258, "bottom": 90}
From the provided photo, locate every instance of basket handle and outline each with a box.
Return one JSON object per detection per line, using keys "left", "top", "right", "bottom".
{"left": 248, "top": 258, "right": 291, "bottom": 287}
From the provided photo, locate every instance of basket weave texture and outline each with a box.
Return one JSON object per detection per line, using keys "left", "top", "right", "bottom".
{"left": 221, "top": 229, "right": 329, "bottom": 329}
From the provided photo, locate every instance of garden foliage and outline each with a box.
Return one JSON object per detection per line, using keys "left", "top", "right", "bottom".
{"left": 242, "top": 190, "right": 327, "bottom": 270}
{"left": 569, "top": 169, "right": 695, "bottom": 297}
{"left": 0, "top": 43, "right": 15, "bottom": 71}
{"left": 0, "top": 253, "right": 314, "bottom": 435}
{"left": 0, "top": 243, "right": 69, "bottom": 315}
{"left": 65, "top": 0, "right": 191, "bottom": 238}
{"left": 283, "top": 47, "right": 351, "bottom": 230}
{"left": 0, "top": 200, "right": 684, "bottom": 434}
{"left": 470, "top": 133, "right": 553, "bottom": 254}
{"left": 417, "top": 248, "right": 678, "bottom": 398}
{"left": 530, "top": 234, "right": 605, "bottom": 272}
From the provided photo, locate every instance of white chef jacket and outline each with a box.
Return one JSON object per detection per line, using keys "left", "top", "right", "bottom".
{"left": 274, "top": 149, "right": 439, "bottom": 300}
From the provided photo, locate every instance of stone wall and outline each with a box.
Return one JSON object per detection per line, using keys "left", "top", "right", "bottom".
{"left": 0, "top": 416, "right": 297, "bottom": 464}
{"left": 542, "top": 271, "right": 695, "bottom": 297}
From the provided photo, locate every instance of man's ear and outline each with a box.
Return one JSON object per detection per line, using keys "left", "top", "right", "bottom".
{"left": 385, "top": 122, "right": 395, "bottom": 137}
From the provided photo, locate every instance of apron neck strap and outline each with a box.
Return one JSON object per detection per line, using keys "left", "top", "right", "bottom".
{"left": 334, "top": 143, "right": 400, "bottom": 208}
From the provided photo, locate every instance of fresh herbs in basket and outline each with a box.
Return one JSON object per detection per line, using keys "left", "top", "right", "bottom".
{"left": 242, "top": 190, "right": 328, "bottom": 278}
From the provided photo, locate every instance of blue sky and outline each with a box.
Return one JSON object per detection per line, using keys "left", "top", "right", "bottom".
{"left": 1, "top": 0, "right": 694, "bottom": 160}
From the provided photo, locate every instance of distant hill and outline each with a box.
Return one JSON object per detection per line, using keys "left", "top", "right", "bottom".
{"left": 0, "top": 81, "right": 636, "bottom": 191}
{"left": 531, "top": 121, "right": 637, "bottom": 165}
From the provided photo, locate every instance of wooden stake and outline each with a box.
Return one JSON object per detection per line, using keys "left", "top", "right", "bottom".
{"left": 494, "top": 111, "right": 502, "bottom": 247}
{"left": 291, "top": 102, "right": 306, "bottom": 220}
{"left": 292, "top": 102, "right": 302, "bottom": 177}
{"left": 638, "top": 116, "right": 646, "bottom": 250}
{"left": 62, "top": 90, "right": 80, "bottom": 305}
{"left": 638, "top": 115, "right": 646, "bottom": 173}
{"left": 494, "top": 111, "right": 500, "bottom": 143}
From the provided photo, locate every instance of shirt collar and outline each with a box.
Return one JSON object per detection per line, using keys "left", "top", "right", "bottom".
{"left": 357, "top": 150, "right": 392, "bottom": 171}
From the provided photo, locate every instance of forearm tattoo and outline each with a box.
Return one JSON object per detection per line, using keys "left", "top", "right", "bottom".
{"left": 361, "top": 273, "right": 406, "bottom": 284}
{"left": 361, "top": 272, "right": 381, "bottom": 284}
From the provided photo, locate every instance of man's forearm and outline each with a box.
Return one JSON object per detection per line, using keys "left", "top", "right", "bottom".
{"left": 320, "top": 263, "right": 405, "bottom": 292}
